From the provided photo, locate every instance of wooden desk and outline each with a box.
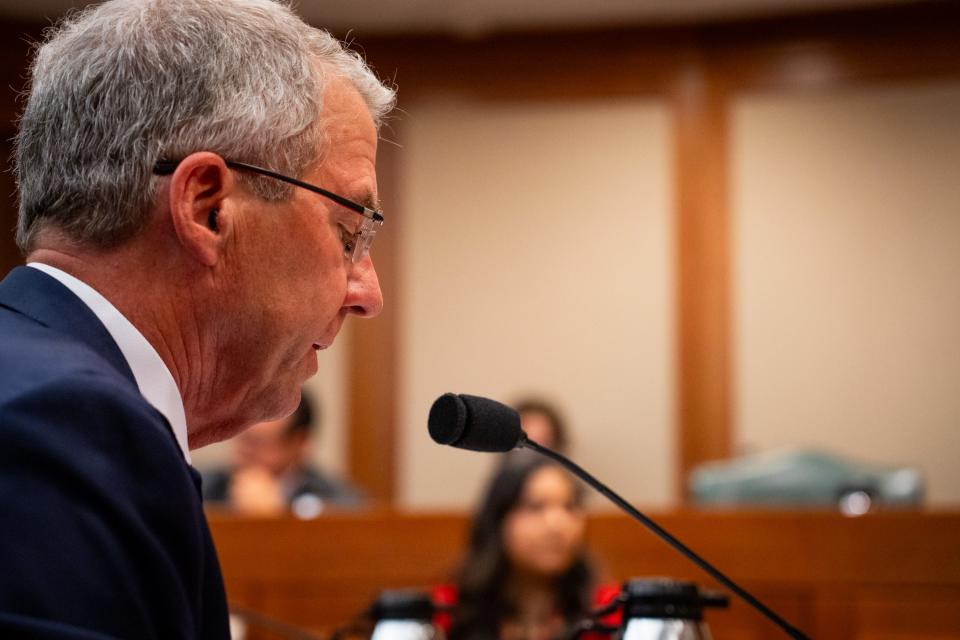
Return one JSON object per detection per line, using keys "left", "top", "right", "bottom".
{"left": 209, "top": 510, "right": 960, "bottom": 639}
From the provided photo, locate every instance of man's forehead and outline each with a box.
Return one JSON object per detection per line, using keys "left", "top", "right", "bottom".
{"left": 316, "top": 81, "right": 380, "bottom": 203}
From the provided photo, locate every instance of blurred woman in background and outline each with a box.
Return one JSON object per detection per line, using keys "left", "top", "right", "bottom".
{"left": 438, "top": 454, "right": 615, "bottom": 640}
{"left": 514, "top": 398, "right": 569, "bottom": 453}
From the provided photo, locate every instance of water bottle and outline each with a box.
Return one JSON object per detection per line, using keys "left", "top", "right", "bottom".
{"left": 369, "top": 590, "right": 444, "bottom": 640}
{"left": 619, "top": 578, "right": 728, "bottom": 640}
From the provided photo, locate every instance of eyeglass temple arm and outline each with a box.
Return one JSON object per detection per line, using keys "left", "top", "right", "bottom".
{"left": 152, "top": 159, "right": 384, "bottom": 223}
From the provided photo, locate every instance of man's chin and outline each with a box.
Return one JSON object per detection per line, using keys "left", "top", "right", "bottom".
{"left": 188, "top": 422, "right": 246, "bottom": 449}
{"left": 304, "top": 348, "right": 320, "bottom": 378}
{"left": 188, "top": 353, "right": 317, "bottom": 448}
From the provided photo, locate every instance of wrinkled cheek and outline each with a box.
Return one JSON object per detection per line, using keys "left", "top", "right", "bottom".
{"left": 315, "top": 273, "right": 350, "bottom": 317}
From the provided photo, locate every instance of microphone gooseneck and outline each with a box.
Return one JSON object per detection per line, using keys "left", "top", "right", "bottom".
{"left": 428, "top": 393, "right": 810, "bottom": 640}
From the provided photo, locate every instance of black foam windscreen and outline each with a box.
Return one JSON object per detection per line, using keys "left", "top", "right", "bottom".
{"left": 428, "top": 393, "right": 523, "bottom": 452}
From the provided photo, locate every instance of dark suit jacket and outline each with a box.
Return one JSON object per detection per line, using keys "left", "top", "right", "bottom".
{"left": 0, "top": 266, "right": 230, "bottom": 639}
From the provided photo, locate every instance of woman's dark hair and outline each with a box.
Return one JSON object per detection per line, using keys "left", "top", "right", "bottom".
{"left": 450, "top": 453, "right": 593, "bottom": 640}
{"left": 514, "top": 398, "right": 569, "bottom": 453}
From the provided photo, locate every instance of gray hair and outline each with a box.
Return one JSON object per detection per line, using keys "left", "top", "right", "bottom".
{"left": 14, "top": 0, "right": 396, "bottom": 252}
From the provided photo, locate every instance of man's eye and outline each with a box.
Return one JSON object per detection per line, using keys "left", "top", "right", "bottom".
{"left": 339, "top": 225, "right": 356, "bottom": 254}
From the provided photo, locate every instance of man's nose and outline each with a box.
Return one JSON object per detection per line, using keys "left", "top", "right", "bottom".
{"left": 345, "top": 255, "right": 383, "bottom": 318}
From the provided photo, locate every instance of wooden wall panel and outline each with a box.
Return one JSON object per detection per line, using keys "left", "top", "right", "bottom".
{"left": 209, "top": 510, "right": 960, "bottom": 639}
{"left": 672, "top": 60, "right": 734, "bottom": 493}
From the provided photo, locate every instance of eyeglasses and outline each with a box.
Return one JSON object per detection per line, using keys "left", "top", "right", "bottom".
{"left": 153, "top": 158, "right": 384, "bottom": 263}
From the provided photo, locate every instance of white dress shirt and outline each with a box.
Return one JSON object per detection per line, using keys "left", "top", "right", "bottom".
{"left": 27, "top": 262, "right": 191, "bottom": 463}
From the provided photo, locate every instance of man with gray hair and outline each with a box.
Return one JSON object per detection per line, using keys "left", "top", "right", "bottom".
{"left": 0, "top": 0, "right": 395, "bottom": 637}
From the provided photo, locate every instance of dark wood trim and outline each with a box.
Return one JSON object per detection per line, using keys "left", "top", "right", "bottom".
{"left": 346, "top": 138, "right": 402, "bottom": 505}
{"left": 0, "top": 21, "right": 42, "bottom": 125}
{"left": 362, "top": 30, "right": 690, "bottom": 100}
{"left": 672, "top": 58, "right": 733, "bottom": 499}
{"left": 705, "top": 5, "right": 960, "bottom": 94}
{"left": 0, "top": 21, "right": 43, "bottom": 278}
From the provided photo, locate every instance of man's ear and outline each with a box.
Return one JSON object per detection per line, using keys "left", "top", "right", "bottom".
{"left": 165, "top": 152, "right": 235, "bottom": 267}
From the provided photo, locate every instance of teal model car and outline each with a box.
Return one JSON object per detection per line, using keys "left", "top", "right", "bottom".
{"left": 689, "top": 449, "right": 923, "bottom": 512}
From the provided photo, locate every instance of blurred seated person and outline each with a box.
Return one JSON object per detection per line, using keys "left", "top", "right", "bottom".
{"left": 202, "top": 392, "right": 363, "bottom": 517}
{"left": 515, "top": 398, "right": 570, "bottom": 453}
{"left": 435, "top": 454, "right": 619, "bottom": 640}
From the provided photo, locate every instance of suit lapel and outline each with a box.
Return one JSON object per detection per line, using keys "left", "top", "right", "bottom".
{"left": 0, "top": 266, "right": 138, "bottom": 387}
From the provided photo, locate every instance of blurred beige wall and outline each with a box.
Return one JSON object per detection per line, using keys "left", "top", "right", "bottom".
{"left": 397, "top": 97, "right": 676, "bottom": 509}
{"left": 732, "top": 80, "right": 960, "bottom": 505}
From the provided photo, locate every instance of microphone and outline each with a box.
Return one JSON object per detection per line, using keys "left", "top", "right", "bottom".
{"left": 427, "top": 393, "right": 810, "bottom": 640}
{"left": 428, "top": 393, "right": 524, "bottom": 452}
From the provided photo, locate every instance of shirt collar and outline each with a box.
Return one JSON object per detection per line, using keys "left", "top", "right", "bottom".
{"left": 27, "top": 262, "right": 191, "bottom": 463}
